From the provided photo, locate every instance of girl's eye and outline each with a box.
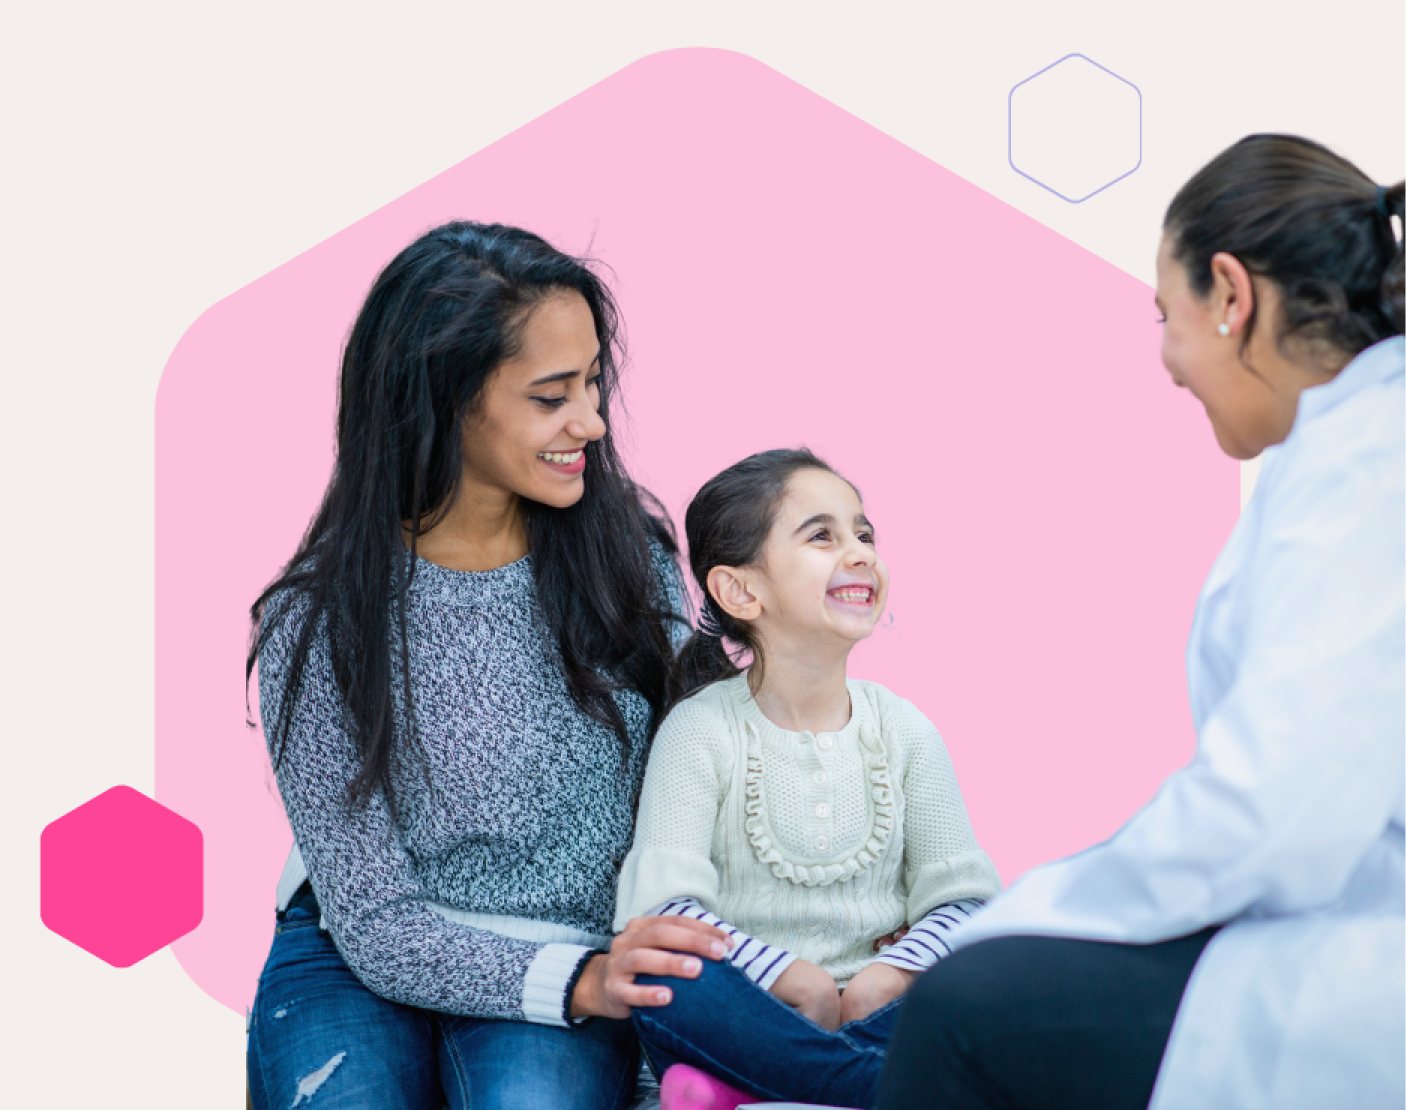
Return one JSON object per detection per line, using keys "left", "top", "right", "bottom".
{"left": 532, "top": 396, "right": 568, "bottom": 409}
{"left": 1156, "top": 315, "right": 1168, "bottom": 325}
{"left": 858, "top": 531, "right": 875, "bottom": 544}
{"left": 809, "top": 529, "right": 831, "bottom": 543}
{"left": 586, "top": 375, "right": 602, "bottom": 390}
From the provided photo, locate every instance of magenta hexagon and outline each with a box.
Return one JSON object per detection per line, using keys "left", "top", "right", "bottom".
{"left": 41, "top": 785, "right": 203, "bottom": 967}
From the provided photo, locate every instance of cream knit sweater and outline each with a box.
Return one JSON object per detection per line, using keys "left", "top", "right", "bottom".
{"left": 615, "top": 674, "right": 1002, "bottom": 985}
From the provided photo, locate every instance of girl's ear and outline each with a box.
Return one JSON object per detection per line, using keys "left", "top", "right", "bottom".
{"left": 708, "top": 565, "right": 761, "bottom": 623}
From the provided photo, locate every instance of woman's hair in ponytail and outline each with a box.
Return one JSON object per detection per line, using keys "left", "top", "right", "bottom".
{"left": 672, "top": 448, "right": 843, "bottom": 706}
{"left": 1165, "top": 135, "right": 1403, "bottom": 362}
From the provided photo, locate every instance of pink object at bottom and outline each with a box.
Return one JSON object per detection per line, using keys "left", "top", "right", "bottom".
{"left": 660, "top": 1064, "right": 753, "bottom": 1110}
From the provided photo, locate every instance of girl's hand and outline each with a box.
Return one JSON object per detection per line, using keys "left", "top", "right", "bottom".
{"left": 871, "top": 924, "right": 910, "bottom": 952}
{"left": 570, "top": 915, "right": 732, "bottom": 1020}
{"left": 840, "top": 961, "right": 915, "bottom": 1025}
{"left": 771, "top": 958, "right": 842, "bottom": 1031}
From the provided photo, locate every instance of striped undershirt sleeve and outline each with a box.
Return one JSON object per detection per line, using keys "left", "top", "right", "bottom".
{"left": 650, "top": 898, "right": 798, "bottom": 991}
{"left": 871, "top": 899, "right": 986, "bottom": 974}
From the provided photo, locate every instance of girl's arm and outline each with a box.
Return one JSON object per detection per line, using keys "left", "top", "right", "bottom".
{"left": 615, "top": 694, "right": 735, "bottom": 926}
{"left": 870, "top": 898, "right": 988, "bottom": 973}
{"left": 649, "top": 897, "right": 796, "bottom": 989}
{"left": 890, "top": 697, "right": 1004, "bottom": 924}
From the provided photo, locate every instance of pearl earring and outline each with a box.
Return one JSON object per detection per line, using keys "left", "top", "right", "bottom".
{"left": 1217, "top": 323, "right": 1230, "bottom": 337}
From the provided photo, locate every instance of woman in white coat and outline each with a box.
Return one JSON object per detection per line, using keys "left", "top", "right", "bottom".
{"left": 879, "top": 135, "right": 1404, "bottom": 1110}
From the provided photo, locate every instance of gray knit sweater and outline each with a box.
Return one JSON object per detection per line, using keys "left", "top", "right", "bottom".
{"left": 258, "top": 544, "right": 685, "bottom": 1025}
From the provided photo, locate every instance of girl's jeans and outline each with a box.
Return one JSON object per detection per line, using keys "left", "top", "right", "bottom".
{"left": 634, "top": 958, "right": 900, "bottom": 1109}
{"left": 247, "top": 906, "right": 638, "bottom": 1110}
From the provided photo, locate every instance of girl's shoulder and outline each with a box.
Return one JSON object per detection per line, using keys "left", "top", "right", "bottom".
{"left": 653, "top": 675, "right": 751, "bottom": 760}
{"left": 848, "top": 679, "right": 948, "bottom": 757}
{"left": 849, "top": 678, "right": 933, "bottom": 728}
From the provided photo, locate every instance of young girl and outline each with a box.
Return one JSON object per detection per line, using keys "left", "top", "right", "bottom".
{"left": 614, "top": 448, "right": 1002, "bottom": 1109}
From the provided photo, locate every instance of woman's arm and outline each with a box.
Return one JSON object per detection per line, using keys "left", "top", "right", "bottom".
{"left": 260, "top": 596, "right": 725, "bottom": 1025}
{"left": 951, "top": 402, "right": 1405, "bottom": 948}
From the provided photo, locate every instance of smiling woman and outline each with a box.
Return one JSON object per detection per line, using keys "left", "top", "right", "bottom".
{"left": 879, "top": 135, "right": 1404, "bottom": 1110}
{"left": 243, "top": 222, "right": 734, "bottom": 1110}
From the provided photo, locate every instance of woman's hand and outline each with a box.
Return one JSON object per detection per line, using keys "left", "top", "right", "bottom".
{"left": 570, "top": 915, "right": 732, "bottom": 1020}
{"left": 771, "top": 958, "right": 842, "bottom": 1031}
{"left": 840, "top": 962, "right": 915, "bottom": 1025}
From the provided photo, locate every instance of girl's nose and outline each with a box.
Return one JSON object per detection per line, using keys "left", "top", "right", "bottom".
{"left": 844, "top": 538, "right": 876, "bottom": 566}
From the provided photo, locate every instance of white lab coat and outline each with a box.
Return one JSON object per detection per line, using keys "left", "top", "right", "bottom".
{"left": 948, "top": 336, "right": 1405, "bottom": 1109}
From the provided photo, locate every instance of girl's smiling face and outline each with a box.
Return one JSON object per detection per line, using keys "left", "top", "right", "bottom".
{"left": 749, "top": 467, "right": 890, "bottom": 650}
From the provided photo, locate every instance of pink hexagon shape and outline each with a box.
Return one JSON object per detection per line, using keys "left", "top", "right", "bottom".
{"left": 41, "top": 785, "right": 203, "bottom": 967}
{"left": 156, "top": 48, "right": 1237, "bottom": 1011}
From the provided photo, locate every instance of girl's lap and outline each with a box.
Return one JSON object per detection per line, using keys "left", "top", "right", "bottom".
{"left": 248, "top": 912, "right": 638, "bottom": 1110}
{"left": 634, "top": 957, "right": 895, "bottom": 1108}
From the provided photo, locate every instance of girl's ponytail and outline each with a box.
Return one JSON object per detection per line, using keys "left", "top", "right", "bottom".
{"left": 1379, "top": 182, "right": 1404, "bottom": 334}
{"left": 673, "top": 621, "right": 742, "bottom": 705}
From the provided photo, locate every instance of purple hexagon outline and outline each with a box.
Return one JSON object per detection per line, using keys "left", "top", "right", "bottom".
{"left": 1008, "top": 53, "right": 1143, "bottom": 204}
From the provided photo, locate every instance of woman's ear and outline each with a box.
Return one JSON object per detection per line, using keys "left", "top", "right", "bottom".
{"left": 1208, "top": 251, "right": 1257, "bottom": 337}
{"left": 708, "top": 565, "right": 761, "bottom": 623}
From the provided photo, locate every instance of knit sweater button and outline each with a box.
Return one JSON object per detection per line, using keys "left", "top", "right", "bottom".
{"left": 815, "top": 804, "right": 830, "bottom": 818}
{"left": 812, "top": 770, "right": 828, "bottom": 785}
{"left": 814, "top": 835, "right": 830, "bottom": 850}
{"left": 817, "top": 736, "right": 833, "bottom": 751}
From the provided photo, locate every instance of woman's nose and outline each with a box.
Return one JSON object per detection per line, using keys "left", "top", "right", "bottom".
{"left": 566, "top": 401, "right": 607, "bottom": 443}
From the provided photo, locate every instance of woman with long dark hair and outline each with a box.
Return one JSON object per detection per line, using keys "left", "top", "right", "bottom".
{"left": 880, "top": 137, "right": 1404, "bottom": 1109}
{"left": 245, "top": 222, "right": 730, "bottom": 1110}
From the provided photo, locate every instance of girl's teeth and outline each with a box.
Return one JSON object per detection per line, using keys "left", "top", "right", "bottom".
{"left": 539, "top": 451, "right": 583, "bottom": 464}
{"left": 832, "top": 588, "right": 871, "bottom": 602}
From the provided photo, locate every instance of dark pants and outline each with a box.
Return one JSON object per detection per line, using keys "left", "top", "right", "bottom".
{"left": 877, "top": 928, "right": 1217, "bottom": 1110}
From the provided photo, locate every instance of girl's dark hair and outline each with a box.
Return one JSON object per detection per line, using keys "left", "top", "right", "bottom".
{"left": 1165, "top": 134, "right": 1404, "bottom": 364}
{"left": 247, "top": 221, "right": 681, "bottom": 813}
{"left": 673, "top": 447, "right": 844, "bottom": 704}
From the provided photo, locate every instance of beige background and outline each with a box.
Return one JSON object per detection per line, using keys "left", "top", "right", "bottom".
{"left": 3, "top": 1, "right": 1401, "bottom": 1103}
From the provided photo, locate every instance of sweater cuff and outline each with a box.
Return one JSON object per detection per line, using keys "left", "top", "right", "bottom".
{"left": 753, "top": 947, "right": 799, "bottom": 991}
{"left": 521, "top": 943, "right": 597, "bottom": 1027}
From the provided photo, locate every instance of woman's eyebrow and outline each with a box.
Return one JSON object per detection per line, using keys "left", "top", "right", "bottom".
{"left": 528, "top": 355, "right": 601, "bottom": 388}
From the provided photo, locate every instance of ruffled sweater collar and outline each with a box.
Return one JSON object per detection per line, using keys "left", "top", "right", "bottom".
{"left": 724, "top": 674, "right": 897, "bottom": 887}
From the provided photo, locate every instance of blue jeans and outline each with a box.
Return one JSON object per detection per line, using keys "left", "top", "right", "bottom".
{"left": 247, "top": 907, "right": 638, "bottom": 1110}
{"left": 634, "top": 958, "right": 900, "bottom": 1109}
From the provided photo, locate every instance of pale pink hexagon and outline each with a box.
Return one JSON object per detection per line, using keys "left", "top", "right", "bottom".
{"left": 41, "top": 786, "right": 204, "bottom": 967}
{"left": 155, "top": 48, "right": 1238, "bottom": 1011}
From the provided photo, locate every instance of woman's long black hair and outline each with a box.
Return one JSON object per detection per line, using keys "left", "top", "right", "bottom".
{"left": 248, "top": 221, "right": 681, "bottom": 813}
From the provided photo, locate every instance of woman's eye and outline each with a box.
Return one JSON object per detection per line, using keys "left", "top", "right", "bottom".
{"left": 810, "top": 529, "right": 831, "bottom": 543}
{"left": 859, "top": 531, "right": 875, "bottom": 544}
{"left": 1156, "top": 315, "right": 1168, "bottom": 325}
{"left": 532, "top": 396, "right": 568, "bottom": 409}
{"left": 586, "top": 375, "right": 602, "bottom": 390}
